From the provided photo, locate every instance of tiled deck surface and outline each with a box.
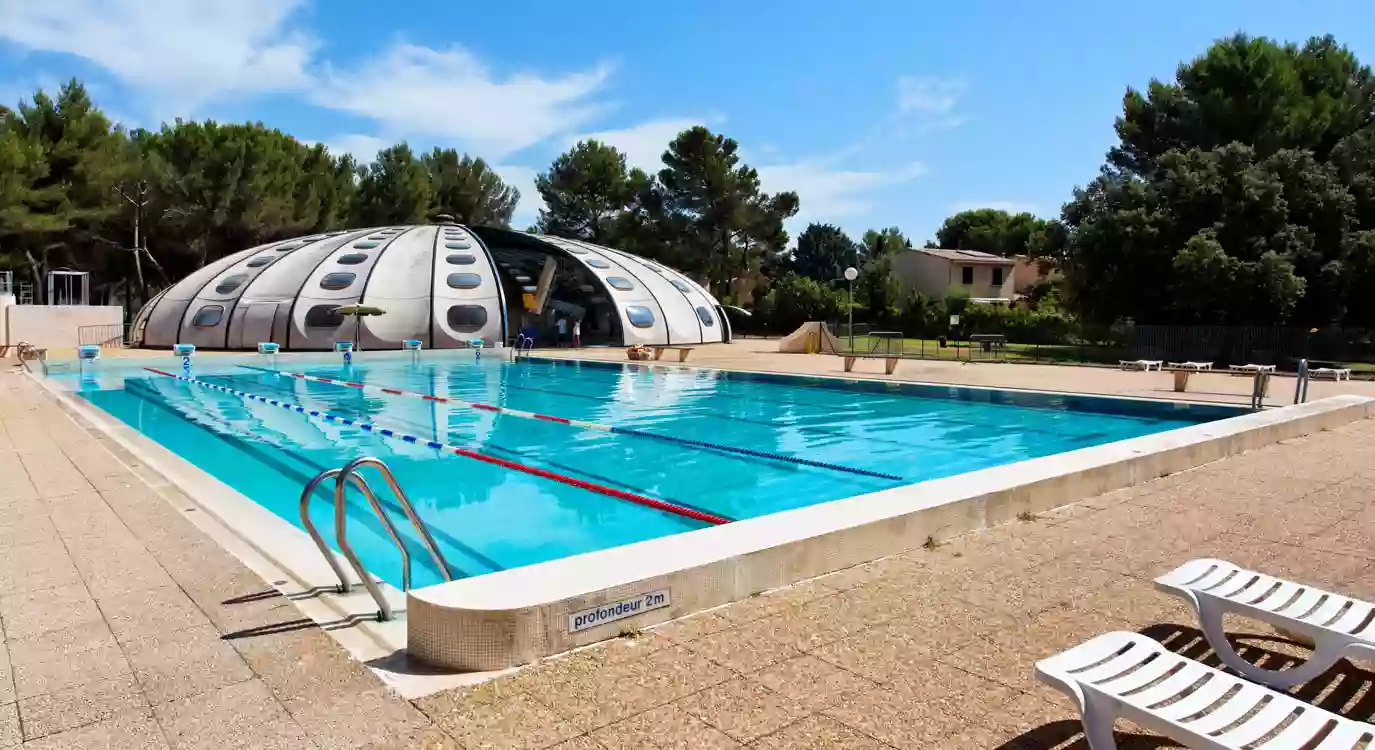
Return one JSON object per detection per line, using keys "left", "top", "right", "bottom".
{"left": 5, "top": 355, "right": 1375, "bottom": 747}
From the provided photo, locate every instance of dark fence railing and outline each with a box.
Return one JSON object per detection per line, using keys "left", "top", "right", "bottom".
{"left": 77, "top": 323, "right": 130, "bottom": 348}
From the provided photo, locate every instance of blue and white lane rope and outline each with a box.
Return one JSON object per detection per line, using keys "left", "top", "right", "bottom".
{"left": 143, "top": 368, "right": 732, "bottom": 526}
{"left": 241, "top": 364, "right": 904, "bottom": 482}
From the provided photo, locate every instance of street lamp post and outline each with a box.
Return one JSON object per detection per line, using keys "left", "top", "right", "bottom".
{"left": 844, "top": 266, "right": 858, "bottom": 351}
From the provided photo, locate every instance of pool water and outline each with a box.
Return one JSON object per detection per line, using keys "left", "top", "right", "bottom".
{"left": 61, "top": 356, "right": 1241, "bottom": 588}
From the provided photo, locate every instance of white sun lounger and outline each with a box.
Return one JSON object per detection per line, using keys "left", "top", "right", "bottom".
{"left": 1311, "top": 367, "right": 1352, "bottom": 381}
{"left": 1036, "top": 630, "right": 1374, "bottom": 749}
{"left": 1228, "top": 364, "right": 1276, "bottom": 374}
{"left": 1156, "top": 558, "right": 1375, "bottom": 690}
{"left": 1166, "top": 361, "right": 1213, "bottom": 370}
{"left": 1120, "top": 359, "right": 1163, "bottom": 371}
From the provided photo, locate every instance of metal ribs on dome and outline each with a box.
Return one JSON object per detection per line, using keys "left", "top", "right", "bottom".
{"left": 133, "top": 223, "right": 728, "bottom": 350}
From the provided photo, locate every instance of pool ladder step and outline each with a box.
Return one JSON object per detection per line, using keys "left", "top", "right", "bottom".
{"left": 509, "top": 333, "right": 535, "bottom": 360}
{"left": 299, "top": 457, "right": 452, "bottom": 621}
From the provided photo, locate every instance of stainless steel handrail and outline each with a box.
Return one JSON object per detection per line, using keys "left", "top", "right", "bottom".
{"left": 510, "top": 333, "right": 536, "bottom": 360}
{"left": 1293, "top": 358, "right": 1311, "bottom": 404}
{"left": 298, "top": 457, "right": 454, "bottom": 621}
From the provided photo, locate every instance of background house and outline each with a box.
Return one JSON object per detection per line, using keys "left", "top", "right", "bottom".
{"left": 891, "top": 247, "right": 1016, "bottom": 303}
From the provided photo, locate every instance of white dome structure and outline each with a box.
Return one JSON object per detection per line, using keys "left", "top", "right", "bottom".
{"left": 131, "top": 220, "right": 732, "bottom": 350}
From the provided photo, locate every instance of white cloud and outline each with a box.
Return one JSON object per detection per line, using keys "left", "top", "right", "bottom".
{"left": 319, "top": 133, "right": 388, "bottom": 163}
{"left": 896, "top": 76, "right": 967, "bottom": 116}
{"left": 570, "top": 117, "right": 711, "bottom": 173}
{"left": 948, "top": 200, "right": 1040, "bottom": 215}
{"left": 313, "top": 44, "right": 613, "bottom": 160}
{"left": 759, "top": 159, "right": 927, "bottom": 229}
{"left": 0, "top": 0, "right": 313, "bottom": 116}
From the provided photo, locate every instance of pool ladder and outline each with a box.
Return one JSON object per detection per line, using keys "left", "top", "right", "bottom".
{"left": 509, "top": 334, "right": 536, "bottom": 361}
{"left": 299, "top": 457, "right": 453, "bottom": 621}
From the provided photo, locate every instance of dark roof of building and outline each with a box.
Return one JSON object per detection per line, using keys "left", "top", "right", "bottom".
{"left": 911, "top": 247, "right": 1015, "bottom": 265}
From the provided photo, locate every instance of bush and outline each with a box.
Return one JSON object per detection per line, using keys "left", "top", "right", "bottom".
{"left": 955, "top": 302, "right": 1075, "bottom": 344}
{"left": 899, "top": 291, "right": 948, "bottom": 338}
{"left": 761, "top": 273, "right": 845, "bottom": 331}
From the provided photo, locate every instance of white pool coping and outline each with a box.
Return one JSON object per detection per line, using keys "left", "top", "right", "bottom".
{"left": 406, "top": 393, "right": 1375, "bottom": 671}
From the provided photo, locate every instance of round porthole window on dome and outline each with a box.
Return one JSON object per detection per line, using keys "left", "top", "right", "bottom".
{"left": 191, "top": 305, "right": 224, "bottom": 328}
{"left": 696, "top": 306, "right": 715, "bottom": 326}
{"left": 446, "top": 253, "right": 476, "bottom": 265}
{"left": 353, "top": 241, "right": 380, "bottom": 249}
{"left": 304, "top": 305, "right": 345, "bottom": 328}
{"left": 446, "top": 273, "right": 482, "bottom": 289}
{"left": 246, "top": 256, "right": 273, "bottom": 268}
{"left": 336, "top": 253, "right": 368, "bottom": 265}
{"left": 214, "top": 274, "right": 247, "bottom": 294}
{"left": 625, "top": 306, "right": 656, "bottom": 328}
{"left": 565, "top": 245, "right": 588, "bottom": 254}
{"left": 670, "top": 279, "right": 692, "bottom": 293}
{"left": 605, "top": 277, "right": 634, "bottom": 291}
{"left": 446, "top": 305, "right": 488, "bottom": 333}
{"left": 445, "top": 242, "right": 470, "bottom": 250}
{"left": 319, "top": 272, "right": 356, "bottom": 290}
{"left": 586, "top": 258, "right": 610, "bottom": 269}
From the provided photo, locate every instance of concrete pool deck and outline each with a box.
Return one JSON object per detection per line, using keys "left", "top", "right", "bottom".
{"left": 6, "top": 350, "right": 1375, "bottom": 747}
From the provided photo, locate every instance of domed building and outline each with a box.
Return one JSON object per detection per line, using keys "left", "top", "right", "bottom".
{"left": 131, "top": 219, "right": 732, "bottom": 350}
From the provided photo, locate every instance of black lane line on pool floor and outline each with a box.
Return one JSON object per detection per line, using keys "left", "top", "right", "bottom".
{"left": 124, "top": 377, "right": 497, "bottom": 578}
{"left": 233, "top": 372, "right": 729, "bottom": 527}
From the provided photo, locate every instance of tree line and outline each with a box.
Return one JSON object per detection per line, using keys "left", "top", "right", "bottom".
{"left": 4, "top": 31, "right": 1375, "bottom": 331}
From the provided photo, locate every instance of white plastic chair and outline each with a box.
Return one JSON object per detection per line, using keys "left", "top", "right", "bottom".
{"left": 1036, "top": 630, "right": 1374, "bottom": 749}
{"left": 1156, "top": 558, "right": 1375, "bottom": 690}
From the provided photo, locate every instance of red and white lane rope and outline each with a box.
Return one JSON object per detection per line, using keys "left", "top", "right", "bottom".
{"left": 143, "top": 368, "right": 731, "bottom": 526}
{"left": 239, "top": 364, "right": 903, "bottom": 482}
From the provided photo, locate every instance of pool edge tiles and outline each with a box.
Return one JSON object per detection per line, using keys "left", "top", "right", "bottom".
{"left": 406, "top": 394, "right": 1375, "bottom": 671}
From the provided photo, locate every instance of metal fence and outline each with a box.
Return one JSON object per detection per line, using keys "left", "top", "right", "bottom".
{"left": 821, "top": 323, "right": 1375, "bottom": 378}
{"left": 77, "top": 323, "right": 131, "bottom": 349}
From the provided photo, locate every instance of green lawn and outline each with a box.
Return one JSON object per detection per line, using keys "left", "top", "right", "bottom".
{"left": 841, "top": 335, "right": 1124, "bottom": 365}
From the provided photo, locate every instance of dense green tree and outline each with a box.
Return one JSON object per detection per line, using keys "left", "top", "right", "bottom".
{"left": 654, "top": 126, "right": 798, "bottom": 296}
{"left": 934, "top": 208, "right": 1047, "bottom": 257}
{"left": 763, "top": 273, "right": 845, "bottom": 330}
{"left": 138, "top": 120, "right": 355, "bottom": 280}
{"left": 791, "top": 223, "right": 857, "bottom": 283}
{"left": 353, "top": 144, "right": 433, "bottom": 227}
{"left": 1109, "top": 34, "right": 1375, "bottom": 178}
{"left": 860, "top": 227, "right": 908, "bottom": 258}
{"left": 535, "top": 140, "right": 641, "bottom": 242}
{"left": 1, "top": 80, "right": 132, "bottom": 302}
{"left": 424, "top": 149, "right": 519, "bottom": 227}
{"left": 1062, "top": 33, "right": 1375, "bottom": 326}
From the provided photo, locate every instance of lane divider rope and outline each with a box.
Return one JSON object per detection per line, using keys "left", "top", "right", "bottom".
{"left": 143, "top": 368, "right": 731, "bottom": 526}
{"left": 240, "top": 364, "right": 902, "bottom": 482}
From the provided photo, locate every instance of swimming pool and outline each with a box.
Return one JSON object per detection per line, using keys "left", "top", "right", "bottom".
{"left": 54, "top": 354, "right": 1243, "bottom": 591}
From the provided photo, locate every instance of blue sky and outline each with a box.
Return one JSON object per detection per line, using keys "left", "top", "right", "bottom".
{"left": 1, "top": 0, "right": 1371, "bottom": 243}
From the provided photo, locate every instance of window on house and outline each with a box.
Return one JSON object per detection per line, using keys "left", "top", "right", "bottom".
{"left": 961, "top": 266, "right": 974, "bottom": 285}
{"left": 991, "top": 267, "right": 1003, "bottom": 286}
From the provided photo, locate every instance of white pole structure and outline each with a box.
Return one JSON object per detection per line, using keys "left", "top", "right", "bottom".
{"left": 844, "top": 266, "right": 858, "bottom": 351}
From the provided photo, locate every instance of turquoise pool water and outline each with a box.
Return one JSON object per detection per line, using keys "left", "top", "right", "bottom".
{"left": 58, "top": 355, "right": 1243, "bottom": 588}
